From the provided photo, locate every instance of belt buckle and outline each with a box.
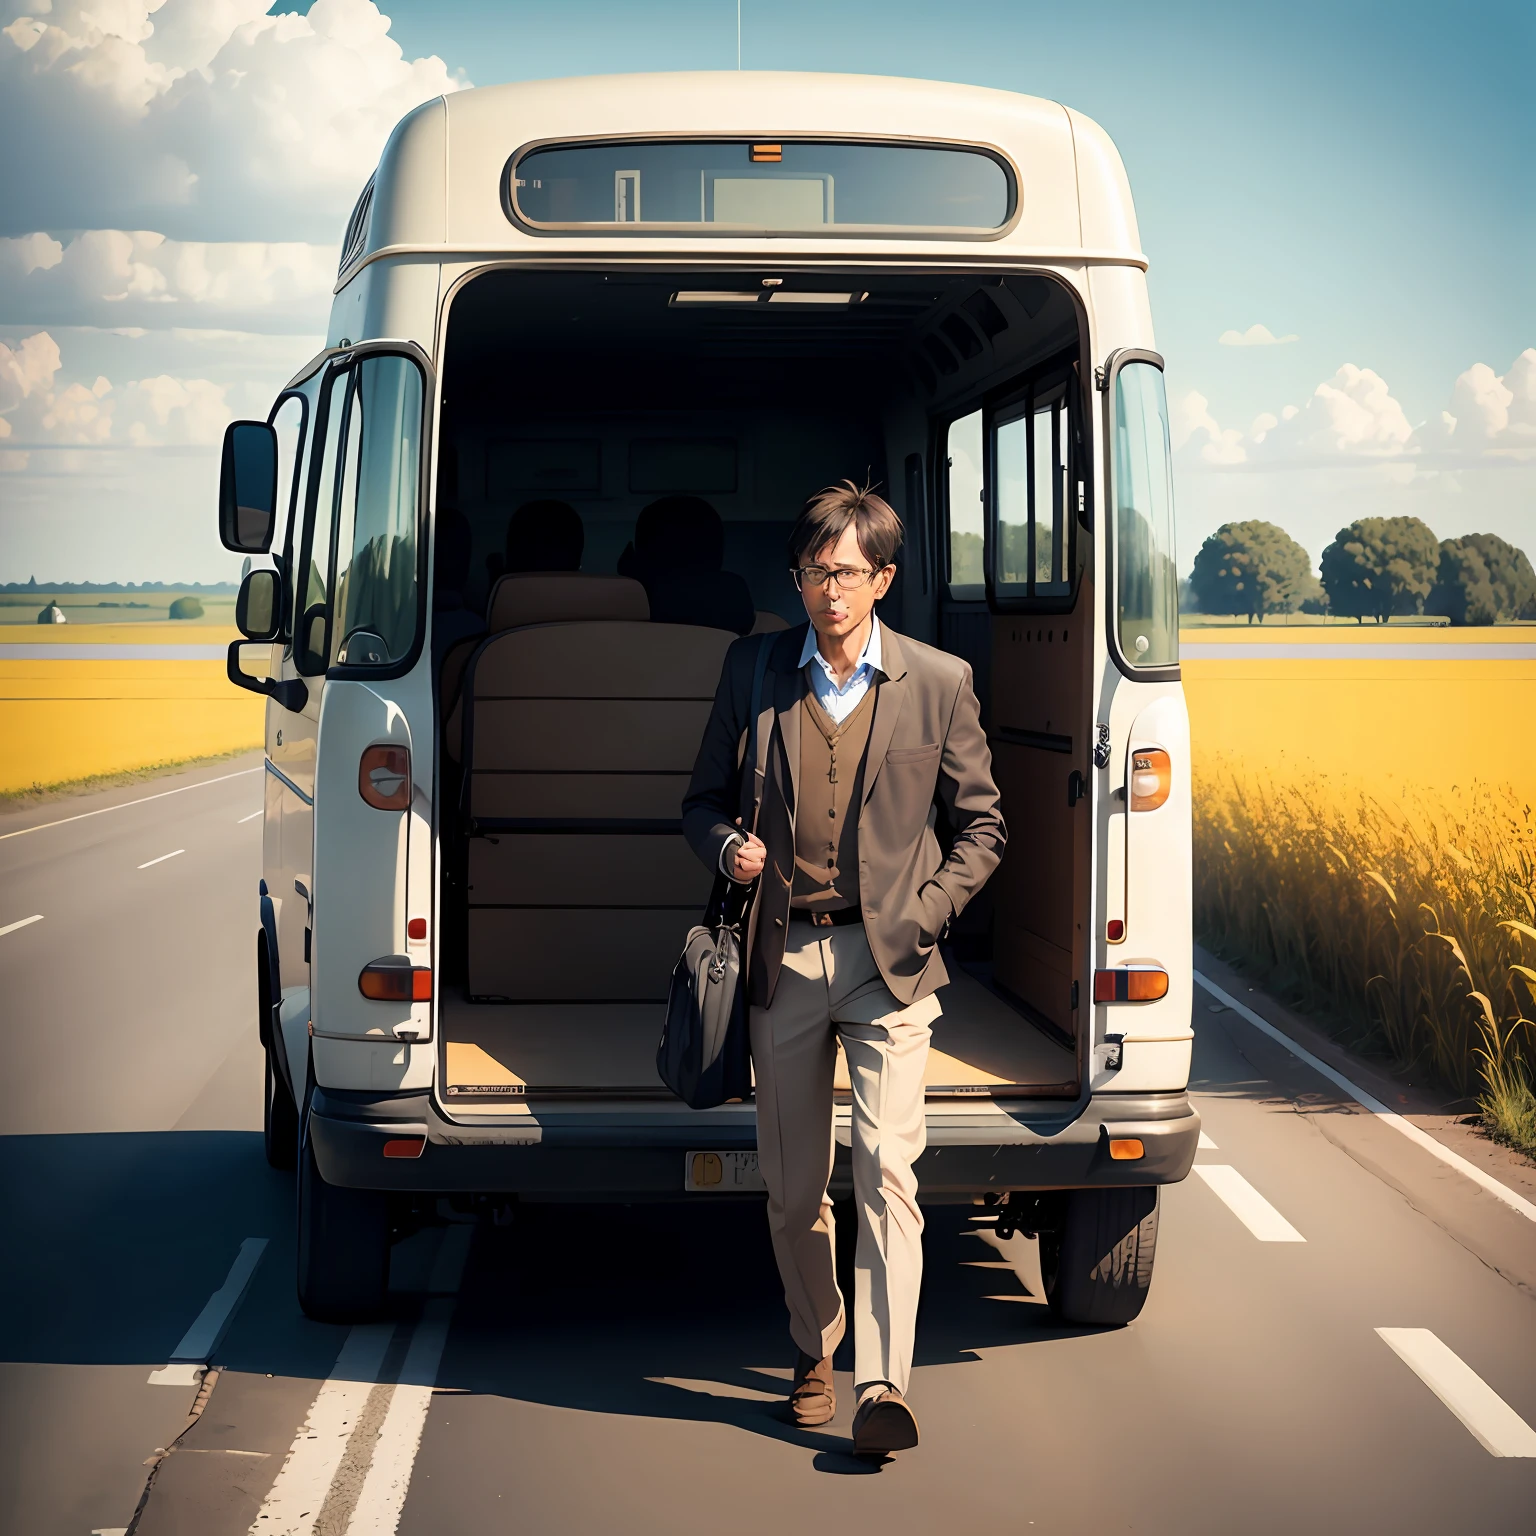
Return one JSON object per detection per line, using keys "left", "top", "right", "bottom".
{"left": 811, "top": 911, "right": 834, "bottom": 928}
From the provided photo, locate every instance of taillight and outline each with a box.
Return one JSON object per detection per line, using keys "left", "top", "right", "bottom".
{"left": 359, "top": 960, "right": 432, "bottom": 1001}
{"left": 359, "top": 744, "right": 410, "bottom": 810}
{"left": 1106, "top": 918, "right": 1125, "bottom": 943}
{"left": 1093, "top": 967, "right": 1169, "bottom": 1003}
{"left": 1129, "top": 748, "right": 1171, "bottom": 811}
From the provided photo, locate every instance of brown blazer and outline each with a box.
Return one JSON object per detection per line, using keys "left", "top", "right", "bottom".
{"left": 682, "top": 622, "right": 1006, "bottom": 1007}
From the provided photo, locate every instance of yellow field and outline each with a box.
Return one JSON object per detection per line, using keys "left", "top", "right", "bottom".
{"left": 0, "top": 627, "right": 264, "bottom": 793}
{"left": 1181, "top": 628, "right": 1536, "bottom": 802}
{"left": 1183, "top": 626, "right": 1536, "bottom": 1134}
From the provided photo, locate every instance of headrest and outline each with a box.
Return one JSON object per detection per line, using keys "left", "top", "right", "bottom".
{"left": 487, "top": 572, "right": 649, "bottom": 632}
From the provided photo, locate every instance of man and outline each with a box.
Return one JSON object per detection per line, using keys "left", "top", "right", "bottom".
{"left": 682, "top": 481, "right": 1006, "bottom": 1457}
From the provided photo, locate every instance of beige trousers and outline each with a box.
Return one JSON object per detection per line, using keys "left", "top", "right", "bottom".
{"left": 750, "top": 922, "right": 939, "bottom": 1397}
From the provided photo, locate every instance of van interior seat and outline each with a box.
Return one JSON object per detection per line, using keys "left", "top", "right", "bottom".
{"left": 443, "top": 573, "right": 650, "bottom": 758}
{"left": 458, "top": 616, "right": 736, "bottom": 1001}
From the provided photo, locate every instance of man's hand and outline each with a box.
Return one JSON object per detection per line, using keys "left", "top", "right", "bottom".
{"left": 732, "top": 830, "right": 767, "bottom": 883}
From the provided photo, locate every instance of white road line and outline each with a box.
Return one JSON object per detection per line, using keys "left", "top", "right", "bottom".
{"left": 0, "top": 765, "right": 260, "bottom": 842}
{"left": 137, "top": 848, "right": 185, "bottom": 869}
{"left": 148, "top": 1237, "right": 268, "bottom": 1384}
{"left": 1198, "top": 1131, "right": 1218, "bottom": 1150}
{"left": 237, "top": 809, "right": 263, "bottom": 823}
{"left": 1377, "top": 1328, "right": 1536, "bottom": 1456}
{"left": 1196, "top": 970, "right": 1536, "bottom": 1225}
{"left": 248, "top": 1324, "right": 398, "bottom": 1536}
{"left": 343, "top": 1227, "right": 473, "bottom": 1536}
{"left": 0, "top": 914, "right": 43, "bottom": 938}
{"left": 1193, "top": 1164, "right": 1306, "bottom": 1242}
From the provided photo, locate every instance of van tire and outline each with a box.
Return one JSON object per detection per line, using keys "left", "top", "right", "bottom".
{"left": 296, "top": 1125, "right": 389, "bottom": 1322}
{"left": 264, "top": 1046, "right": 299, "bottom": 1170}
{"left": 1040, "top": 1186, "right": 1158, "bottom": 1326}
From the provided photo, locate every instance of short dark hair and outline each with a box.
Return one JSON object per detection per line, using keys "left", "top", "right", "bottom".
{"left": 788, "top": 479, "right": 903, "bottom": 572}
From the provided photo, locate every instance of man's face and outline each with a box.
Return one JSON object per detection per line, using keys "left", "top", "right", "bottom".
{"left": 798, "top": 523, "right": 895, "bottom": 642}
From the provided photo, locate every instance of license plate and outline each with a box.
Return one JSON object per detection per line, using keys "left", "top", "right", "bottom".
{"left": 685, "top": 1150, "right": 765, "bottom": 1193}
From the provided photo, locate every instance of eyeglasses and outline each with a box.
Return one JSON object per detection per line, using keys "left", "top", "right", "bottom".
{"left": 793, "top": 564, "right": 882, "bottom": 592}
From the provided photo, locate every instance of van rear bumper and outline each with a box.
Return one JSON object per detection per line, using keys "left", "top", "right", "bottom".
{"left": 307, "top": 1088, "right": 1200, "bottom": 1200}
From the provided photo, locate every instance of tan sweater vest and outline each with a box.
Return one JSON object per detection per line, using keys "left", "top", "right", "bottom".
{"left": 790, "top": 684, "right": 876, "bottom": 912}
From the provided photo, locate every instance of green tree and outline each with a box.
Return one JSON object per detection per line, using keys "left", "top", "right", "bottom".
{"left": 1188, "top": 520, "right": 1316, "bottom": 623}
{"left": 168, "top": 595, "right": 204, "bottom": 620}
{"left": 1319, "top": 516, "right": 1439, "bottom": 623}
{"left": 1428, "top": 533, "right": 1536, "bottom": 625}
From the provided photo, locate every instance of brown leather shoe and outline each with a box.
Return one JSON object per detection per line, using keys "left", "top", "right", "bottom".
{"left": 852, "top": 1387, "right": 920, "bottom": 1456}
{"left": 787, "top": 1350, "right": 835, "bottom": 1427}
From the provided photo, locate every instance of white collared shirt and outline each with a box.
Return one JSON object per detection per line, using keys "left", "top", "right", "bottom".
{"left": 799, "top": 615, "right": 883, "bottom": 725}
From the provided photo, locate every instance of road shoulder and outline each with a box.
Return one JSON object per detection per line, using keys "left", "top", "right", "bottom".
{"left": 1194, "top": 944, "right": 1536, "bottom": 1297}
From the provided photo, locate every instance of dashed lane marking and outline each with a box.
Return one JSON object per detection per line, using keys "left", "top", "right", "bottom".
{"left": 0, "top": 914, "right": 43, "bottom": 938}
{"left": 248, "top": 1226, "right": 474, "bottom": 1536}
{"left": 1196, "top": 970, "right": 1536, "bottom": 1225}
{"left": 0, "top": 766, "right": 260, "bottom": 841}
{"left": 137, "top": 848, "right": 185, "bottom": 869}
{"left": 238, "top": 809, "right": 263, "bottom": 824}
{"left": 248, "top": 1323, "right": 398, "bottom": 1536}
{"left": 148, "top": 1238, "right": 268, "bottom": 1385}
{"left": 1193, "top": 1164, "right": 1306, "bottom": 1242}
{"left": 342, "top": 1226, "right": 473, "bottom": 1535}
{"left": 1198, "top": 1131, "right": 1217, "bottom": 1150}
{"left": 1377, "top": 1328, "right": 1536, "bottom": 1457}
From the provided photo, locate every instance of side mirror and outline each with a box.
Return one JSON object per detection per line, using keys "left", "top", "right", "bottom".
{"left": 235, "top": 567, "right": 282, "bottom": 641}
{"left": 226, "top": 638, "right": 308, "bottom": 712}
{"left": 219, "top": 420, "right": 279, "bottom": 553}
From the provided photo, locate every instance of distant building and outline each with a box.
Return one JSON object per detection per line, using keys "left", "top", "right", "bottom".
{"left": 38, "top": 603, "right": 66, "bottom": 624}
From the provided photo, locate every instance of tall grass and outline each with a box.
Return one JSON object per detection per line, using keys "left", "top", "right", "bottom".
{"left": 1193, "top": 756, "right": 1536, "bottom": 1153}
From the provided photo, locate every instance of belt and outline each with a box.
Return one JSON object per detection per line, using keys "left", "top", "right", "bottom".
{"left": 790, "top": 907, "right": 863, "bottom": 928}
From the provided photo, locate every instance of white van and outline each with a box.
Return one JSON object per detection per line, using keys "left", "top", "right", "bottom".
{"left": 220, "top": 72, "right": 1196, "bottom": 1323}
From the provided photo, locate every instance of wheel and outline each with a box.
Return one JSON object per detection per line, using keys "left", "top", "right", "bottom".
{"left": 296, "top": 1121, "right": 389, "bottom": 1321}
{"left": 1040, "top": 1186, "right": 1159, "bottom": 1326}
{"left": 263, "top": 1045, "right": 299, "bottom": 1170}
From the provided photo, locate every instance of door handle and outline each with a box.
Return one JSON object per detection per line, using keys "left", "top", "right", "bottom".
{"left": 1067, "top": 769, "right": 1087, "bottom": 807}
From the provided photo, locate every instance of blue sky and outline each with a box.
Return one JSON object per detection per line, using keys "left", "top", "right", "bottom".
{"left": 1, "top": 0, "right": 1530, "bottom": 581}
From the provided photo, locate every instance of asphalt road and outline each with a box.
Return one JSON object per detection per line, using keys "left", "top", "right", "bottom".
{"left": 3, "top": 757, "right": 1535, "bottom": 1535}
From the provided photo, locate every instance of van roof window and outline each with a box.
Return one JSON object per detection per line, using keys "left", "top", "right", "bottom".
{"left": 510, "top": 139, "right": 1014, "bottom": 234}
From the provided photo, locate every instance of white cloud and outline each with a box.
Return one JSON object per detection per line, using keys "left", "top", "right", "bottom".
{"left": 1174, "top": 350, "right": 1536, "bottom": 485}
{"left": 1170, "top": 387, "right": 1247, "bottom": 464}
{"left": 0, "top": 0, "right": 467, "bottom": 241}
{"left": 1218, "top": 324, "right": 1299, "bottom": 347}
{"left": 0, "top": 229, "right": 339, "bottom": 332}
{"left": 0, "top": 326, "right": 239, "bottom": 453}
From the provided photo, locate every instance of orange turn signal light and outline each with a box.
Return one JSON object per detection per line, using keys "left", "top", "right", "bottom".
{"left": 382, "top": 1136, "right": 425, "bottom": 1159}
{"left": 358, "top": 961, "right": 432, "bottom": 1002}
{"left": 1093, "top": 967, "right": 1170, "bottom": 1003}
{"left": 750, "top": 142, "right": 783, "bottom": 162}
{"left": 1109, "top": 1138, "right": 1145, "bottom": 1161}
{"left": 359, "top": 744, "right": 410, "bottom": 811}
{"left": 1129, "top": 748, "right": 1171, "bottom": 812}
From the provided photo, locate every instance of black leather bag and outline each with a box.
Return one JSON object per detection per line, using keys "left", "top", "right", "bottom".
{"left": 657, "top": 634, "right": 773, "bottom": 1109}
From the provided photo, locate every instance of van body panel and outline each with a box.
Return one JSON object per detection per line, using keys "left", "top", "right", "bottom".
{"left": 310, "top": 681, "right": 417, "bottom": 1039}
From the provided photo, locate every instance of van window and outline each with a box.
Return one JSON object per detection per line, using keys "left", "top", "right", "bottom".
{"left": 328, "top": 355, "right": 425, "bottom": 668}
{"left": 270, "top": 392, "right": 307, "bottom": 643}
{"left": 1112, "top": 360, "right": 1179, "bottom": 667}
{"left": 512, "top": 140, "right": 1013, "bottom": 232}
{"left": 294, "top": 367, "right": 350, "bottom": 673}
{"left": 992, "top": 380, "right": 1074, "bottom": 602}
{"left": 946, "top": 409, "right": 984, "bottom": 596}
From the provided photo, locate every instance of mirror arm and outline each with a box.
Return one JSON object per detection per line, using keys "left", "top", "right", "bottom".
{"left": 226, "top": 640, "right": 308, "bottom": 712}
